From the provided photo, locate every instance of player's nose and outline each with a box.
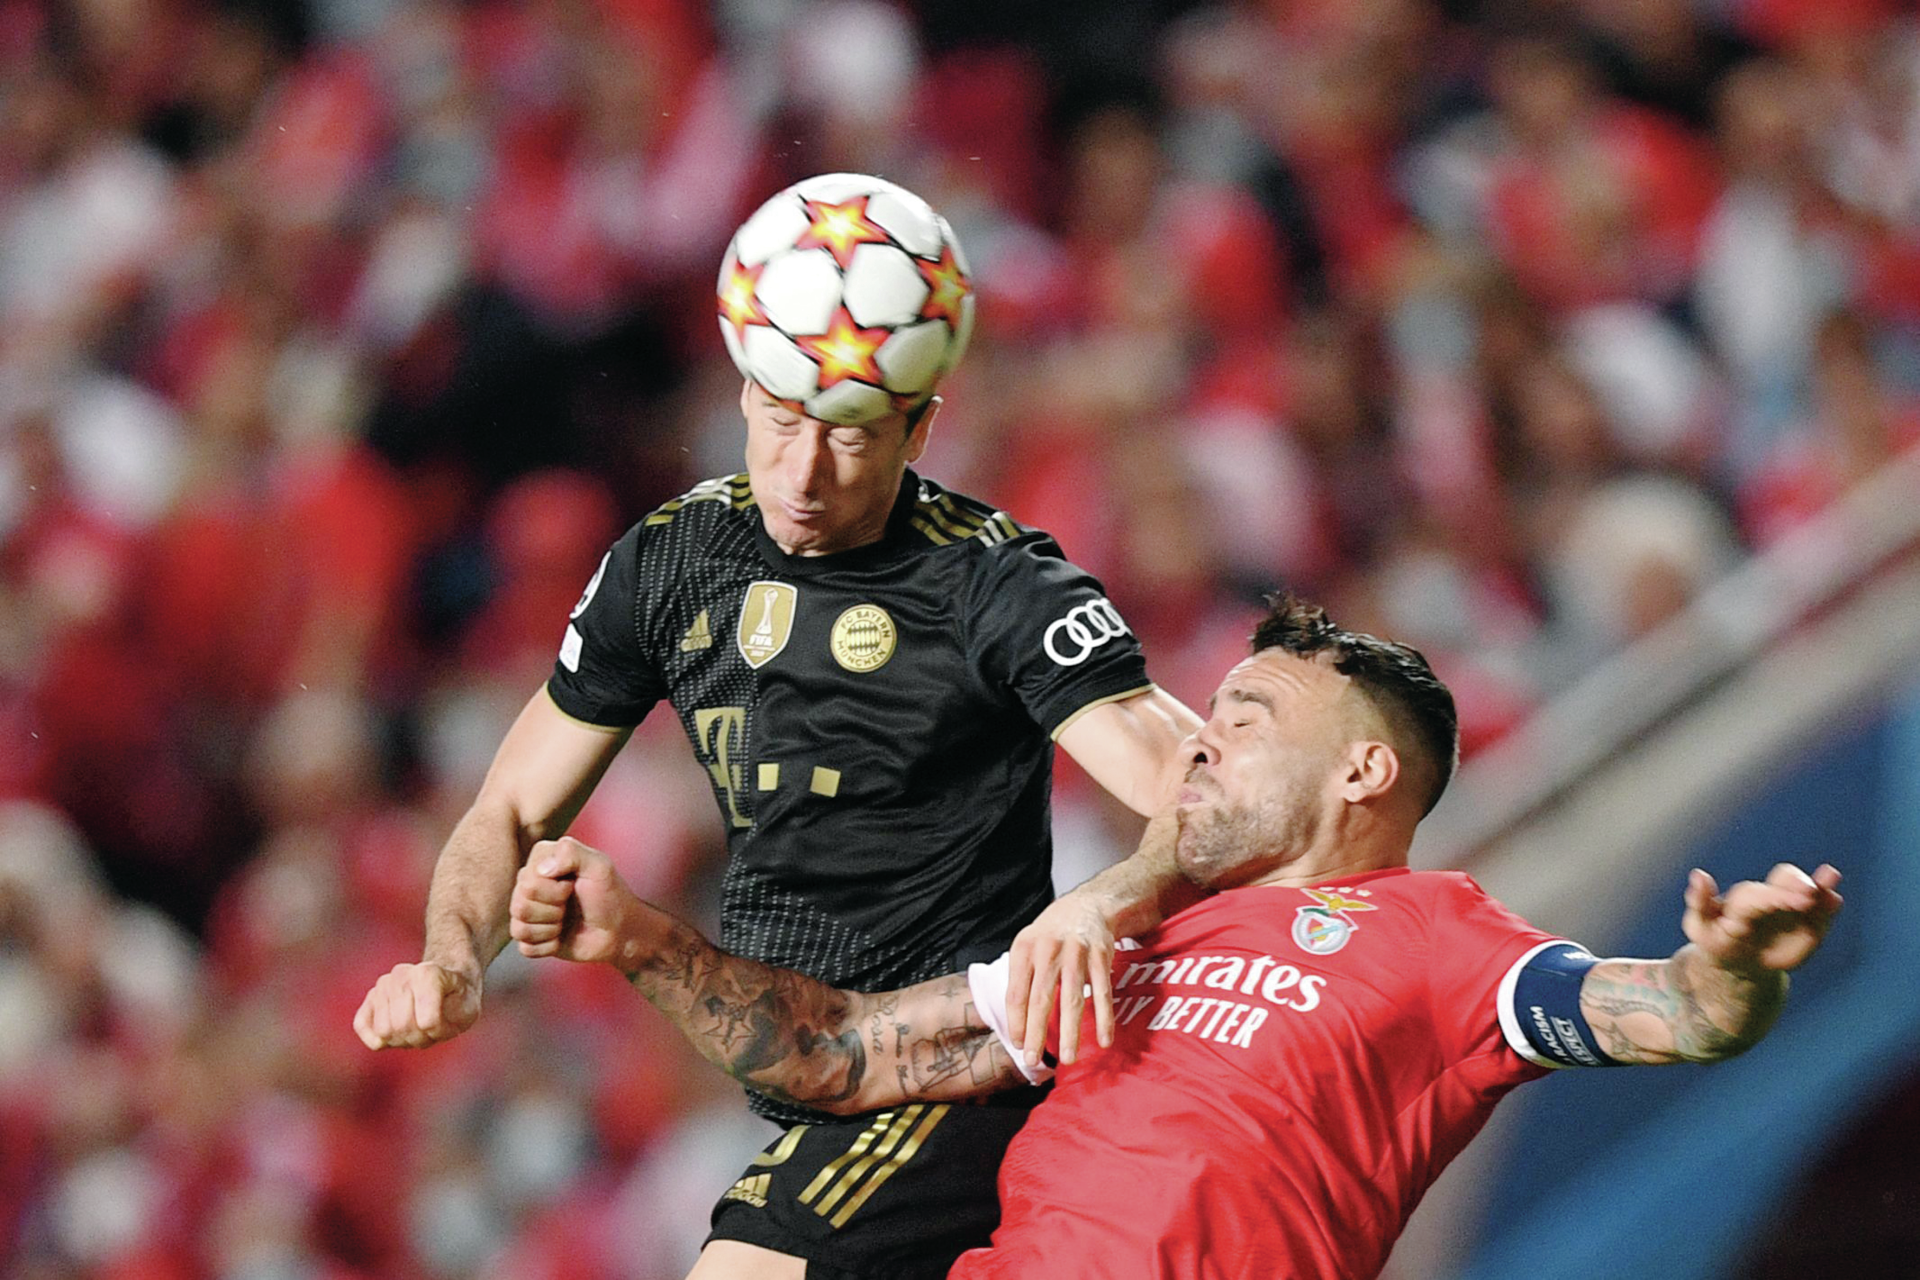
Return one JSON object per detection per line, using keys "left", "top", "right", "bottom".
{"left": 787, "top": 426, "right": 831, "bottom": 493}
{"left": 1186, "top": 726, "right": 1220, "bottom": 766}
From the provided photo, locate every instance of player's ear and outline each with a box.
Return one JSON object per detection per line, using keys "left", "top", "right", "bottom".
{"left": 1340, "top": 741, "right": 1399, "bottom": 805}
{"left": 903, "top": 394, "right": 939, "bottom": 462}
{"left": 740, "top": 379, "right": 756, "bottom": 418}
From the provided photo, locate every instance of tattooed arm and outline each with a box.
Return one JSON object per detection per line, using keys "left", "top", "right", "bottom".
{"left": 1578, "top": 949, "right": 1787, "bottom": 1064}
{"left": 1578, "top": 863, "right": 1843, "bottom": 1065}
{"left": 507, "top": 837, "right": 1029, "bottom": 1113}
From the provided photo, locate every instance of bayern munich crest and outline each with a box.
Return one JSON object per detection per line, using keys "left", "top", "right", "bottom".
{"left": 830, "top": 604, "right": 897, "bottom": 672}
{"left": 1291, "top": 887, "right": 1378, "bottom": 956}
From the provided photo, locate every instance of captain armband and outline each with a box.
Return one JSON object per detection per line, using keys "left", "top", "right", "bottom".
{"left": 1495, "top": 941, "right": 1625, "bottom": 1069}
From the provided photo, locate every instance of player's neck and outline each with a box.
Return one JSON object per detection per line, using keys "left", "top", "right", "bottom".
{"left": 1247, "top": 836, "right": 1410, "bottom": 890}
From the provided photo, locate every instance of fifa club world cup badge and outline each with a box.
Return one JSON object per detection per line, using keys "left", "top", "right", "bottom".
{"left": 738, "top": 581, "right": 798, "bottom": 669}
{"left": 1291, "top": 887, "right": 1378, "bottom": 956}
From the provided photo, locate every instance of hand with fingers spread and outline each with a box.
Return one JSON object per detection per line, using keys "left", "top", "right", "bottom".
{"left": 1005, "top": 809, "right": 1198, "bottom": 1066}
{"left": 1684, "top": 862, "right": 1843, "bottom": 976}
{"left": 508, "top": 836, "right": 641, "bottom": 969}
{"left": 1578, "top": 862, "right": 1844, "bottom": 1066}
{"left": 1006, "top": 892, "right": 1116, "bottom": 1067}
{"left": 352, "top": 962, "right": 482, "bottom": 1051}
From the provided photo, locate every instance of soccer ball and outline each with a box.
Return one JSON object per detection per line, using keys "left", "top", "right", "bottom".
{"left": 717, "top": 173, "right": 975, "bottom": 425}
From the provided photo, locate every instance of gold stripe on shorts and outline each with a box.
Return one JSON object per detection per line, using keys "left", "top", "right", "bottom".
{"left": 799, "top": 1112, "right": 895, "bottom": 1204}
{"left": 808, "top": 1106, "right": 923, "bottom": 1216}
{"left": 826, "top": 1104, "right": 951, "bottom": 1228}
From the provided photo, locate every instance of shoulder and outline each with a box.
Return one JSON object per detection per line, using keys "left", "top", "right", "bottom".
{"left": 902, "top": 479, "right": 1096, "bottom": 604}
{"left": 620, "top": 474, "right": 761, "bottom": 574}
{"left": 1401, "top": 870, "right": 1549, "bottom": 958}
{"left": 1402, "top": 869, "right": 1482, "bottom": 898}
{"left": 903, "top": 477, "right": 1034, "bottom": 555}
{"left": 1391, "top": 870, "right": 1493, "bottom": 922}
{"left": 586, "top": 476, "right": 757, "bottom": 612}
{"left": 639, "top": 473, "right": 757, "bottom": 535}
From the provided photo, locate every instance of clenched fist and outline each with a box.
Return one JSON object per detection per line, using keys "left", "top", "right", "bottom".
{"left": 353, "top": 962, "right": 481, "bottom": 1050}
{"left": 509, "top": 836, "right": 637, "bottom": 970}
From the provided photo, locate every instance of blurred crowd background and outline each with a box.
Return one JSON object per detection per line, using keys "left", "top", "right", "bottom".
{"left": 5, "top": 0, "right": 1919, "bottom": 1275}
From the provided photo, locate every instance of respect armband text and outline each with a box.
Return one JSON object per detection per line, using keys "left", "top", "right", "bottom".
{"left": 1496, "top": 942, "right": 1625, "bottom": 1069}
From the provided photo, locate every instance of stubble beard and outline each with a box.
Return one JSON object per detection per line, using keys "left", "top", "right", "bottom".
{"left": 1176, "top": 794, "right": 1307, "bottom": 891}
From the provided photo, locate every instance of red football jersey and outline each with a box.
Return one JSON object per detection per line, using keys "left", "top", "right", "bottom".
{"left": 956, "top": 867, "right": 1562, "bottom": 1280}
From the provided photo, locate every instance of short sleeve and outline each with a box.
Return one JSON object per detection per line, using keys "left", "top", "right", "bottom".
{"left": 546, "top": 524, "right": 665, "bottom": 727}
{"left": 965, "top": 954, "right": 1056, "bottom": 1085}
{"left": 1423, "top": 873, "right": 1565, "bottom": 1072}
{"left": 966, "top": 531, "right": 1154, "bottom": 735}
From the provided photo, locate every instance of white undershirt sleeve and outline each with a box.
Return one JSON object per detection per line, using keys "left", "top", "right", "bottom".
{"left": 966, "top": 953, "right": 1057, "bottom": 1085}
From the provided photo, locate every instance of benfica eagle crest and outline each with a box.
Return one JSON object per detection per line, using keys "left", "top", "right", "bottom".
{"left": 1291, "top": 887, "right": 1378, "bottom": 956}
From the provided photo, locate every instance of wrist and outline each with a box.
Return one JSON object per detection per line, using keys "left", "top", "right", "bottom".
{"left": 1678, "top": 945, "right": 1788, "bottom": 1060}
{"left": 613, "top": 924, "right": 649, "bottom": 979}
{"left": 611, "top": 898, "right": 677, "bottom": 980}
{"left": 1067, "top": 879, "right": 1123, "bottom": 918}
{"left": 1687, "top": 941, "right": 1773, "bottom": 985}
{"left": 1057, "top": 880, "right": 1137, "bottom": 941}
{"left": 422, "top": 949, "right": 485, "bottom": 990}
{"left": 1687, "top": 943, "right": 1789, "bottom": 1014}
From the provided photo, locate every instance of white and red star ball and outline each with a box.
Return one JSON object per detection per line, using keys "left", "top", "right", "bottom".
{"left": 716, "top": 173, "right": 974, "bottom": 423}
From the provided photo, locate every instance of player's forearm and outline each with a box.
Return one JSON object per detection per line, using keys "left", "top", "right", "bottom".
{"left": 612, "top": 905, "right": 875, "bottom": 1109}
{"left": 1059, "top": 688, "right": 1202, "bottom": 817}
{"left": 1579, "top": 946, "right": 1788, "bottom": 1064}
{"left": 612, "top": 906, "right": 1020, "bottom": 1112}
{"left": 422, "top": 800, "right": 534, "bottom": 981}
{"left": 1114, "top": 691, "right": 1204, "bottom": 815}
{"left": 1072, "top": 809, "right": 1206, "bottom": 937}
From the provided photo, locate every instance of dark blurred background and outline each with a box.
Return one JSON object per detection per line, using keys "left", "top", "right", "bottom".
{"left": 3, "top": 0, "right": 1919, "bottom": 1276}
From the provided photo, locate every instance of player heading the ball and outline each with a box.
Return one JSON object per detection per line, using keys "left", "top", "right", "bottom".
{"left": 359, "top": 170, "right": 1206, "bottom": 1280}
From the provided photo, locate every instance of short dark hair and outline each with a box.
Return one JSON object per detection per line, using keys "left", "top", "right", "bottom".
{"left": 1250, "top": 595, "right": 1459, "bottom": 817}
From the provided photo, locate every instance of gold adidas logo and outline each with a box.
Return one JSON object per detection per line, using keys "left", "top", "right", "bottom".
{"left": 680, "top": 609, "right": 713, "bottom": 652}
{"left": 722, "top": 1173, "right": 770, "bottom": 1207}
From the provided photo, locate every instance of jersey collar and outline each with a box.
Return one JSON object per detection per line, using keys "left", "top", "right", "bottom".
{"left": 749, "top": 469, "right": 923, "bottom": 577}
{"left": 1250, "top": 866, "right": 1413, "bottom": 893}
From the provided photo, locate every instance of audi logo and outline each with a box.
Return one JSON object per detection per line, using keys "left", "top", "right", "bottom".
{"left": 1043, "top": 597, "right": 1131, "bottom": 666}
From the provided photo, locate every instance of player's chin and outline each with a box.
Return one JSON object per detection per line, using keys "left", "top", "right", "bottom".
{"left": 763, "top": 511, "right": 834, "bottom": 551}
{"left": 1171, "top": 819, "right": 1219, "bottom": 884}
{"left": 1174, "top": 815, "right": 1259, "bottom": 890}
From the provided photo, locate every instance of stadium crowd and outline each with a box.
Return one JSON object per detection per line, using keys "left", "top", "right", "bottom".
{"left": 3, "top": 0, "right": 1918, "bottom": 1276}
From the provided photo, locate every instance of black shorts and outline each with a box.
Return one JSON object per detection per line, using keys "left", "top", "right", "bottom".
{"left": 706, "top": 1099, "right": 1035, "bottom": 1279}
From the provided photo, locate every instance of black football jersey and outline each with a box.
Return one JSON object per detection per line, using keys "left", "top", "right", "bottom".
{"left": 547, "top": 469, "right": 1152, "bottom": 1124}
